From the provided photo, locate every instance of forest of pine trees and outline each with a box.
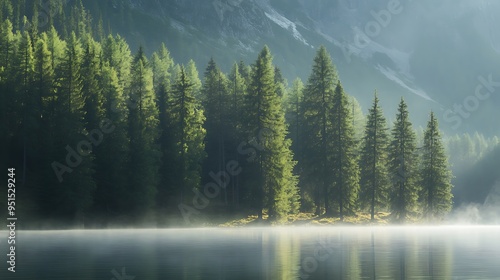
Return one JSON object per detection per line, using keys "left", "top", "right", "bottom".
{"left": 0, "top": 1, "right": 457, "bottom": 227}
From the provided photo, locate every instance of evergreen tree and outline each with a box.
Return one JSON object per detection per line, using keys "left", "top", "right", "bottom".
{"left": 244, "top": 46, "right": 299, "bottom": 221}
{"left": 33, "top": 32, "right": 57, "bottom": 219}
{"left": 102, "top": 34, "right": 131, "bottom": 90}
{"left": 420, "top": 111, "right": 453, "bottom": 221}
{"left": 92, "top": 63, "right": 130, "bottom": 223}
{"left": 284, "top": 78, "right": 308, "bottom": 209}
{"left": 0, "top": 20, "right": 16, "bottom": 159}
{"left": 52, "top": 32, "right": 95, "bottom": 225}
{"left": 201, "top": 58, "right": 233, "bottom": 205}
{"left": 46, "top": 26, "right": 66, "bottom": 70}
{"left": 302, "top": 46, "right": 338, "bottom": 215}
{"left": 330, "top": 82, "right": 360, "bottom": 220}
{"left": 169, "top": 65, "right": 206, "bottom": 206}
{"left": 126, "top": 47, "right": 160, "bottom": 221}
{"left": 150, "top": 43, "right": 173, "bottom": 91}
{"left": 149, "top": 44, "right": 174, "bottom": 217}
{"left": 81, "top": 35, "right": 103, "bottom": 131}
{"left": 389, "top": 98, "right": 419, "bottom": 223}
{"left": 349, "top": 96, "right": 365, "bottom": 145}
{"left": 15, "top": 29, "right": 34, "bottom": 189}
{"left": 237, "top": 60, "right": 251, "bottom": 86}
{"left": 359, "top": 93, "right": 390, "bottom": 221}
{"left": 0, "top": 19, "right": 15, "bottom": 80}
{"left": 186, "top": 59, "right": 201, "bottom": 100}
{"left": 274, "top": 65, "right": 286, "bottom": 98}
{"left": 227, "top": 62, "right": 246, "bottom": 207}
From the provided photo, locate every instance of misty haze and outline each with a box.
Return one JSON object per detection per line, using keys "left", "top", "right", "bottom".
{"left": 0, "top": 0, "right": 499, "bottom": 279}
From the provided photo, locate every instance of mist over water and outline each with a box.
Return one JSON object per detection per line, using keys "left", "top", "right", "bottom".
{"left": 448, "top": 181, "right": 500, "bottom": 224}
{"left": 1, "top": 227, "right": 499, "bottom": 280}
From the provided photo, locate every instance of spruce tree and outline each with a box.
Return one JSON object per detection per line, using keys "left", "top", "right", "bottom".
{"left": 127, "top": 47, "right": 160, "bottom": 221}
{"left": 227, "top": 62, "right": 246, "bottom": 207}
{"left": 52, "top": 32, "right": 95, "bottom": 225}
{"left": 359, "top": 93, "right": 390, "bottom": 221}
{"left": 186, "top": 59, "right": 201, "bottom": 100}
{"left": 284, "top": 78, "right": 307, "bottom": 209}
{"left": 92, "top": 63, "right": 130, "bottom": 223}
{"left": 330, "top": 82, "right": 360, "bottom": 220}
{"left": 14, "top": 29, "right": 34, "bottom": 196}
{"left": 201, "top": 58, "right": 232, "bottom": 205}
{"left": 46, "top": 26, "right": 66, "bottom": 70}
{"left": 102, "top": 34, "right": 131, "bottom": 90}
{"left": 81, "top": 36, "right": 103, "bottom": 131}
{"left": 149, "top": 44, "right": 174, "bottom": 216}
{"left": 389, "top": 98, "right": 419, "bottom": 223}
{"left": 169, "top": 65, "right": 206, "bottom": 206}
{"left": 420, "top": 111, "right": 453, "bottom": 221}
{"left": 302, "top": 46, "right": 338, "bottom": 215}
{"left": 33, "top": 32, "right": 58, "bottom": 219}
{"left": 244, "top": 46, "right": 299, "bottom": 221}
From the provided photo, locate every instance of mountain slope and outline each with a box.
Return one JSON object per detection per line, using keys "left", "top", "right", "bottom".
{"left": 82, "top": 0, "right": 500, "bottom": 135}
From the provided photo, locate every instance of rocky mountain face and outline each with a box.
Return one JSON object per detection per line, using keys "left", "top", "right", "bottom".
{"left": 97, "top": 0, "right": 500, "bottom": 135}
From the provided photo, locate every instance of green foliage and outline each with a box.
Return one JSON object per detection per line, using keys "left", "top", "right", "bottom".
{"left": 170, "top": 65, "right": 206, "bottom": 204}
{"left": 420, "top": 112, "right": 453, "bottom": 220}
{"left": 200, "top": 58, "right": 234, "bottom": 206}
{"left": 244, "top": 46, "right": 300, "bottom": 221}
{"left": 302, "top": 45, "right": 338, "bottom": 215}
{"left": 330, "top": 82, "right": 360, "bottom": 220}
{"left": 51, "top": 31, "right": 96, "bottom": 224}
{"left": 92, "top": 63, "right": 130, "bottom": 221}
{"left": 388, "top": 98, "right": 419, "bottom": 223}
{"left": 359, "top": 93, "right": 390, "bottom": 221}
{"left": 0, "top": 2, "right": 457, "bottom": 226}
{"left": 127, "top": 47, "right": 160, "bottom": 219}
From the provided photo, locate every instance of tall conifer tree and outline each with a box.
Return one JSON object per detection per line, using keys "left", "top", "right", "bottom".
{"left": 359, "top": 93, "right": 390, "bottom": 221}
{"left": 330, "top": 82, "right": 360, "bottom": 220}
{"left": 389, "top": 98, "right": 419, "bottom": 223}
{"left": 302, "top": 46, "right": 338, "bottom": 215}
{"left": 420, "top": 111, "right": 453, "bottom": 220}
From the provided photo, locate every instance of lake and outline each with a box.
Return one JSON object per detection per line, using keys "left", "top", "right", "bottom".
{"left": 1, "top": 226, "right": 500, "bottom": 279}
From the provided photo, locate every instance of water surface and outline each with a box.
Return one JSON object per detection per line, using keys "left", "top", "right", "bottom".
{"left": 1, "top": 226, "right": 499, "bottom": 279}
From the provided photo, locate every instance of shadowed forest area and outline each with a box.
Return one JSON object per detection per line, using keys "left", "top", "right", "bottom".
{"left": 0, "top": 0, "right": 497, "bottom": 228}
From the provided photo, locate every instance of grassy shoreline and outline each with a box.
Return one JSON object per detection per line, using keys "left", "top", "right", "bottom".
{"left": 218, "top": 212, "right": 393, "bottom": 227}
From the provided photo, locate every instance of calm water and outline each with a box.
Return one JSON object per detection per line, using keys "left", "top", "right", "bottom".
{"left": 1, "top": 226, "right": 500, "bottom": 279}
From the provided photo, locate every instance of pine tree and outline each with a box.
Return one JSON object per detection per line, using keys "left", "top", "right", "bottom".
{"left": 169, "top": 65, "right": 206, "bottom": 206}
{"left": 302, "top": 46, "right": 338, "bottom": 215}
{"left": 15, "top": 29, "right": 34, "bottom": 190}
{"left": 32, "top": 32, "right": 57, "bottom": 219}
{"left": 126, "top": 47, "right": 160, "bottom": 221}
{"left": 0, "top": 20, "right": 16, "bottom": 158}
{"left": 0, "top": 19, "right": 15, "bottom": 81}
{"left": 149, "top": 44, "right": 174, "bottom": 216}
{"left": 81, "top": 35, "right": 103, "bottom": 131}
{"left": 227, "top": 62, "right": 246, "bottom": 207}
{"left": 244, "top": 46, "right": 299, "bottom": 221}
{"left": 420, "top": 111, "right": 453, "bottom": 221}
{"left": 274, "top": 65, "right": 286, "bottom": 98}
{"left": 284, "top": 78, "right": 307, "bottom": 209}
{"left": 330, "top": 82, "right": 360, "bottom": 220}
{"left": 186, "top": 59, "right": 201, "bottom": 100}
{"left": 237, "top": 60, "right": 251, "bottom": 86}
{"left": 150, "top": 43, "right": 173, "bottom": 92}
{"left": 52, "top": 31, "right": 95, "bottom": 225}
{"left": 389, "top": 98, "right": 419, "bottom": 223}
{"left": 102, "top": 34, "right": 131, "bottom": 90}
{"left": 46, "top": 26, "right": 66, "bottom": 70}
{"left": 201, "top": 58, "right": 232, "bottom": 205}
{"left": 359, "top": 93, "right": 390, "bottom": 221}
{"left": 349, "top": 96, "right": 365, "bottom": 145}
{"left": 92, "top": 63, "right": 130, "bottom": 222}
